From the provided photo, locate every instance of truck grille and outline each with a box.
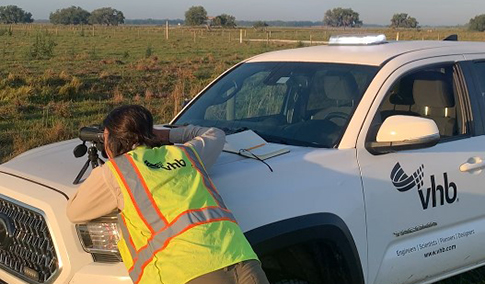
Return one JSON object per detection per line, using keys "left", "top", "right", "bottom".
{"left": 0, "top": 198, "right": 58, "bottom": 283}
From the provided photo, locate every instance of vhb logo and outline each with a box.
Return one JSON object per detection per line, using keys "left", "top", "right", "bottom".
{"left": 390, "top": 163, "right": 458, "bottom": 210}
{"left": 144, "top": 159, "right": 187, "bottom": 170}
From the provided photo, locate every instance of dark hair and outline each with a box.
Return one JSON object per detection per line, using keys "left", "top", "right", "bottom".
{"left": 103, "top": 105, "right": 162, "bottom": 157}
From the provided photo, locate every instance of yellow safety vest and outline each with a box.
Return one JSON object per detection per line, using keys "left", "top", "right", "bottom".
{"left": 106, "top": 145, "right": 258, "bottom": 284}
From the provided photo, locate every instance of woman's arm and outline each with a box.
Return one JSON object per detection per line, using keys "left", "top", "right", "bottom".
{"left": 154, "top": 125, "right": 225, "bottom": 170}
{"left": 66, "top": 166, "right": 119, "bottom": 223}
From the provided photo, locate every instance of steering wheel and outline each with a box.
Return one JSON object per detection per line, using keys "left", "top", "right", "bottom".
{"left": 321, "top": 111, "right": 350, "bottom": 124}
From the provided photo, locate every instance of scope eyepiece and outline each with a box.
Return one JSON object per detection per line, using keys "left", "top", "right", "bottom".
{"left": 79, "top": 126, "right": 104, "bottom": 144}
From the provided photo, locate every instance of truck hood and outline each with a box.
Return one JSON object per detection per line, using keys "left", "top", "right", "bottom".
{"left": 0, "top": 139, "right": 363, "bottom": 234}
{"left": 0, "top": 138, "right": 304, "bottom": 198}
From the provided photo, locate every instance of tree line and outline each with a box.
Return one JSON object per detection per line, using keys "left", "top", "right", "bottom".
{"left": 2, "top": 4, "right": 485, "bottom": 32}
{"left": 49, "top": 7, "right": 125, "bottom": 26}
{"left": 322, "top": 9, "right": 416, "bottom": 29}
{"left": 0, "top": 5, "right": 33, "bottom": 24}
{"left": 184, "top": 6, "right": 237, "bottom": 28}
{"left": 0, "top": 5, "right": 125, "bottom": 26}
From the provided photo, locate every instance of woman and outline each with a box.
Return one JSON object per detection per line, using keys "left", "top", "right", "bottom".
{"left": 67, "top": 105, "right": 269, "bottom": 284}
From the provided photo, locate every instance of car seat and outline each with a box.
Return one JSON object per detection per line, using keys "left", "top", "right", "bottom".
{"left": 379, "top": 75, "right": 420, "bottom": 121}
{"left": 411, "top": 71, "right": 456, "bottom": 137}
{"left": 285, "top": 75, "right": 310, "bottom": 123}
{"left": 311, "top": 71, "right": 359, "bottom": 122}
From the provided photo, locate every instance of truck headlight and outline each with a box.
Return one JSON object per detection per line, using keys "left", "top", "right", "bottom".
{"left": 76, "top": 214, "right": 122, "bottom": 262}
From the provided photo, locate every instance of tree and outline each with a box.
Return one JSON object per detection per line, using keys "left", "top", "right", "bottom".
{"left": 0, "top": 5, "right": 33, "bottom": 24}
{"left": 469, "top": 14, "right": 485, "bottom": 32}
{"left": 185, "top": 6, "right": 208, "bottom": 26}
{"left": 253, "top": 21, "right": 269, "bottom": 30}
{"left": 323, "top": 8, "right": 362, "bottom": 28}
{"left": 390, "top": 13, "right": 418, "bottom": 28}
{"left": 89, "top": 7, "right": 125, "bottom": 26}
{"left": 49, "top": 6, "right": 90, "bottom": 25}
{"left": 211, "top": 14, "right": 236, "bottom": 28}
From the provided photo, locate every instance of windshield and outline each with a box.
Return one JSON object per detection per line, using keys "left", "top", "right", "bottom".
{"left": 174, "top": 62, "right": 378, "bottom": 148}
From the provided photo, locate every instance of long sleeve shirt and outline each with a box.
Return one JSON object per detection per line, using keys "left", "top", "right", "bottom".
{"left": 66, "top": 125, "right": 225, "bottom": 223}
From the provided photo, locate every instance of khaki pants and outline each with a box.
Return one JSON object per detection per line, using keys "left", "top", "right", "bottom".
{"left": 187, "top": 260, "right": 270, "bottom": 284}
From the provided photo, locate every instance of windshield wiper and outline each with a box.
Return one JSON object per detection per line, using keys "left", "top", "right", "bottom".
{"left": 256, "top": 134, "right": 291, "bottom": 145}
{"left": 223, "top": 127, "right": 250, "bottom": 135}
{"left": 256, "top": 131, "right": 325, "bottom": 148}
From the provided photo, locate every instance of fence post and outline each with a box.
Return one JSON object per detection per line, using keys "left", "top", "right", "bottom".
{"left": 166, "top": 21, "right": 169, "bottom": 40}
{"left": 240, "top": 29, "right": 243, "bottom": 44}
{"left": 396, "top": 32, "right": 400, "bottom": 41}
{"left": 92, "top": 25, "right": 95, "bottom": 37}
{"left": 310, "top": 35, "right": 313, "bottom": 45}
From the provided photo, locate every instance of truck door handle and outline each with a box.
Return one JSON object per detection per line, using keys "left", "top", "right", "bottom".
{"left": 460, "top": 157, "right": 485, "bottom": 173}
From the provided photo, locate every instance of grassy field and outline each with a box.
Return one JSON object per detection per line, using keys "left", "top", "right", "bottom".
{"left": 1, "top": 24, "right": 485, "bottom": 283}
{"left": 0, "top": 24, "right": 293, "bottom": 163}
{"left": 2, "top": 25, "right": 485, "bottom": 164}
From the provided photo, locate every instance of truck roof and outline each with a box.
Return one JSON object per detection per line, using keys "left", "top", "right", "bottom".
{"left": 246, "top": 41, "right": 485, "bottom": 66}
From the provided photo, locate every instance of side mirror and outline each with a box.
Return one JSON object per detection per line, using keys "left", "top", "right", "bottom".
{"left": 367, "top": 115, "right": 440, "bottom": 154}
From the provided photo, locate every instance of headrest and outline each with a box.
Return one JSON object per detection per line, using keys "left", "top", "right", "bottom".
{"left": 323, "top": 71, "right": 359, "bottom": 100}
{"left": 309, "top": 73, "right": 327, "bottom": 96}
{"left": 389, "top": 92, "right": 415, "bottom": 106}
{"left": 389, "top": 76, "right": 415, "bottom": 105}
{"left": 412, "top": 71, "right": 454, "bottom": 108}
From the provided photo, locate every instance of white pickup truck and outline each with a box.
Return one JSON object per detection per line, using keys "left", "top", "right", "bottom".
{"left": 2, "top": 35, "right": 485, "bottom": 284}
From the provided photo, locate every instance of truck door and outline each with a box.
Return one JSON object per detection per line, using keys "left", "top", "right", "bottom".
{"left": 357, "top": 58, "right": 485, "bottom": 284}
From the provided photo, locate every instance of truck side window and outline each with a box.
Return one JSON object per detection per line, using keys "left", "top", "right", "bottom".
{"left": 377, "top": 65, "right": 465, "bottom": 139}
{"left": 471, "top": 61, "right": 485, "bottom": 102}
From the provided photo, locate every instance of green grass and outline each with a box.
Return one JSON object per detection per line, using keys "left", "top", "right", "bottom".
{"left": 1, "top": 25, "right": 485, "bottom": 283}
{"left": 0, "top": 24, "right": 293, "bottom": 162}
{"left": 5, "top": 25, "right": 485, "bottom": 164}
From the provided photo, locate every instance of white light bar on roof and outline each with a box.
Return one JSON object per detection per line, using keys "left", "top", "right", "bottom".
{"left": 329, "top": 34, "right": 387, "bottom": 45}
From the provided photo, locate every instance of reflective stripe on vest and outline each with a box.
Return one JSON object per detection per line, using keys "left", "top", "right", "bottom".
{"left": 128, "top": 206, "right": 236, "bottom": 283}
{"left": 113, "top": 155, "right": 168, "bottom": 233}
{"left": 110, "top": 145, "right": 237, "bottom": 284}
{"left": 178, "top": 146, "right": 227, "bottom": 210}
{"left": 118, "top": 214, "right": 137, "bottom": 259}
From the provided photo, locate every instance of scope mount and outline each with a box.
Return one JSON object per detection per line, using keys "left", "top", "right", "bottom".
{"left": 73, "top": 141, "right": 105, "bottom": 185}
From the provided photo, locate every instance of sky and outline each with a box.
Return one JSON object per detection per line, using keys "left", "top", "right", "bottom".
{"left": 4, "top": 0, "right": 483, "bottom": 26}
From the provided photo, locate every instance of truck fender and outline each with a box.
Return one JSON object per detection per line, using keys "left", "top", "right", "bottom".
{"left": 245, "top": 213, "right": 364, "bottom": 284}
